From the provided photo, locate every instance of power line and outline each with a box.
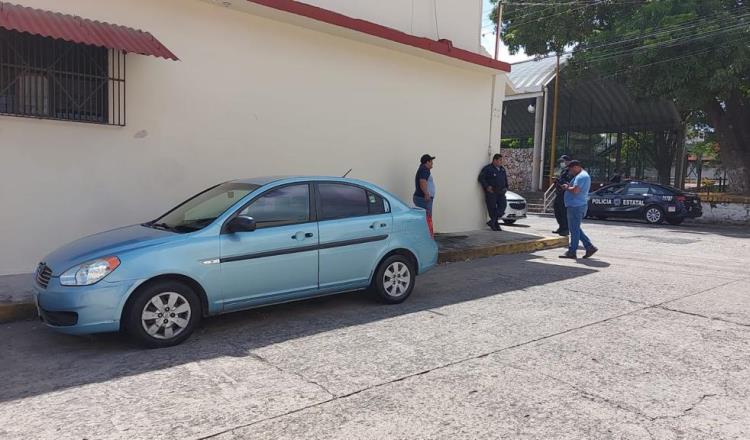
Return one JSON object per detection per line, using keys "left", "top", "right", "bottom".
{"left": 495, "top": 9, "right": 749, "bottom": 62}
{"left": 582, "top": 21, "right": 750, "bottom": 63}
{"left": 580, "top": 12, "right": 750, "bottom": 53}
{"left": 599, "top": 34, "right": 750, "bottom": 80}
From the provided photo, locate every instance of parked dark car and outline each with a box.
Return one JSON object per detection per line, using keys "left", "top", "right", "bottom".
{"left": 587, "top": 181, "right": 702, "bottom": 225}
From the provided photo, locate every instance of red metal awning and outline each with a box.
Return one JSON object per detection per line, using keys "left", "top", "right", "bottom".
{"left": 0, "top": 2, "right": 178, "bottom": 60}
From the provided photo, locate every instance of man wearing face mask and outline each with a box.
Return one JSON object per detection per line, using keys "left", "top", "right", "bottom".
{"left": 553, "top": 155, "right": 572, "bottom": 236}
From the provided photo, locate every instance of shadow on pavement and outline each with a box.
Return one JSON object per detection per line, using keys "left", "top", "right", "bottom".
{"left": 585, "top": 217, "right": 750, "bottom": 239}
{"left": 0, "top": 253, "right": 599, "bottom": 403}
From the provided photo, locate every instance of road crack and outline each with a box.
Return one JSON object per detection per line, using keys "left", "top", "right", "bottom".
{"left": 248, "top": 351, "right": 336, "bottom": 399}
{"left": 195, "top": 278, "right": 748, "bottom": 439}
{"left": 656, "top": 305, "right": 750, "bottom": 328}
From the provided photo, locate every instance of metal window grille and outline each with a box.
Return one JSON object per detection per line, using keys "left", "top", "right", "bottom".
{"left": 0, "top": 28, "right": 125, "bottom": 126}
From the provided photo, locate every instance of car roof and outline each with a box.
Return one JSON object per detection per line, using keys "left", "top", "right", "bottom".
{"left": 232, "top": 176, "right": 375, "bottom": 186}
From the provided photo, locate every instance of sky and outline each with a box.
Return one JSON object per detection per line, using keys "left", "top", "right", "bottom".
{"left": 480, "top": 0, "right": 531, "bottom": 63}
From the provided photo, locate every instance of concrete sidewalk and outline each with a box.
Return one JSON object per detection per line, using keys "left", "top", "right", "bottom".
{"left": 0, "top": 225, "right": 567, "bottom": 324}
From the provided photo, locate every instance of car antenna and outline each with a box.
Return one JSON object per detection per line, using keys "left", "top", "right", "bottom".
{"left": 342, "top": 168, "right": 352, "bottom": 178}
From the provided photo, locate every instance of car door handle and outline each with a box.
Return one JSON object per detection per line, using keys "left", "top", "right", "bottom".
{"left": 370, "top": 222, "right": 387, "bottom": 229}
{"left": 292, "top": 232, "right": 315, "bottom": 240}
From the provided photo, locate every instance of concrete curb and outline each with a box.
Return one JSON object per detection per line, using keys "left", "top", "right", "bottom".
{"left": 0, "top": 302, "right": 37, "bottom": 324}
{"left": 0, "top": 236, "right": 568, "bottom": 324}
{"left": 438, "top": 236, "right": 569, "bottom": 264}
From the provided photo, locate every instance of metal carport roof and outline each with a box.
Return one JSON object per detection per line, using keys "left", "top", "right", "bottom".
{"left": 502, "top": 55, "right": 681, "bottom": 138}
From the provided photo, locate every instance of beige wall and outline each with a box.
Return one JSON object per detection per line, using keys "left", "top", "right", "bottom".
{"left": 0, "top": 0, "right": 503, "bottom": 276}
{"left": 300, "top": 0, "right": 484, "bottom": 52}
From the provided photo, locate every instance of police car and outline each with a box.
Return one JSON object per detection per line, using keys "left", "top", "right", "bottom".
{"left": 587, "top": 181, "right": 702, "bottom": 225}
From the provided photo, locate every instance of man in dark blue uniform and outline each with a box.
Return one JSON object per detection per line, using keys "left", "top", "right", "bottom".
{"left": 478, "top": 153, "right": 509, "bottom": 231}
{"left": 553, "top": 155, "right": 573, "bottom": 236}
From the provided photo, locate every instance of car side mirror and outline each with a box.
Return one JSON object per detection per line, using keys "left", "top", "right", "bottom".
{"left": 228, "top": 216, "right": 256, "bottom": 233}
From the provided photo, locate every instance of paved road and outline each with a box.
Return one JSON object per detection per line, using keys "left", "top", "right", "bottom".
{"left": 1, "top": 216, "right": 748, "bottom": 439}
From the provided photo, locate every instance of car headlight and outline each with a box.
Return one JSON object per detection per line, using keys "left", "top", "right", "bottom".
{"left": 60, "top": 256, "right": 121, "bottom": 286}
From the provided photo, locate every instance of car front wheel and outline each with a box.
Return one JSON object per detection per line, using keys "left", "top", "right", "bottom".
{"left": 125, "top": 280, "right": 201, "bottom": 348}
{"left": 644, "top": 206, "right": 665, "bottom": 224}
{"left": 502, "top": 219, "right": 516, "bottom": 225}
{"left": 372, "top": 255, "right": 416, "bottom": 304}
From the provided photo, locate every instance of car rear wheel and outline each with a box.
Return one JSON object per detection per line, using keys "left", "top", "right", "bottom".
{"left": 125, "top": 280, "right": 201, "bottom": 348}
{"left": 666, "top": 217, "right": 684, "bottom": 226}
{"left": 644, "top": 206, "right": 665, "bottom": 224}
{"left": 502, "top": 219, "right": 516, "bottom": 225}
{"left": 372, "top": 255, "right": 415, "bottom": 304}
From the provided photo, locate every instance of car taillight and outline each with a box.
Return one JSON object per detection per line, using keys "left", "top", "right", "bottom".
{"left": 676, "top": 195, "right": 686, "bottom": 203}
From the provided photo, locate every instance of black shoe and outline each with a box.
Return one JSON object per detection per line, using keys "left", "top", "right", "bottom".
{"left": 495, "top": 226, "right": 502, "bottom": 231}
{"left": 559, "top": 252, "right": 577, "bottom": 259}
{"left": 552, "top": 229, "right": 560, "bottom": 234}
{"left": 583, "top": 246, "right": 598, "bottom": 259}
{"left": 558, "top": 230, "right": 569, "bottom": 236}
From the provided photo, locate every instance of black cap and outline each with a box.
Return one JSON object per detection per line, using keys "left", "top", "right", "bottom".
{"left": 420, "top": 154, "right": 436, "bottom": 164}
{"left": 568, "top": 159, "right": 582, "bottom": 167}
{"left": 559, "top": 154, "right": 572, "bottom": 161}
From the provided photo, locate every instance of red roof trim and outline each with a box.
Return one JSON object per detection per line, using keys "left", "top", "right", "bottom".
{"left": 0, "top": 2, "right": 178, "bottom": 60}
{"left": 246, "top": 0, "right": 511, "bottom": 72}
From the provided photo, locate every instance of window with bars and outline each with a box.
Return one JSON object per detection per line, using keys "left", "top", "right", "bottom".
{"left": 0, "top": 28, "right": 125, "bottom": 125}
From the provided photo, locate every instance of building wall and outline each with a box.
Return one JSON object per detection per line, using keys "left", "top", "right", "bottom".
{"left": 301, "top": 0, "right": 483, "bottom": 52}
{"left": 0, "top": 0, "right": 503, "bottom": 276}
{"left": 500, "top": 148, "right": 533, "bottom": 192}
{"left": 692, "top": 202, "right": 750, "bottom": 226}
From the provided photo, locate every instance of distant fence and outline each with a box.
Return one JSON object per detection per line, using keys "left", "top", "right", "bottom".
{"left": 684, "top": 177, "right": 730, "bottom": 193}
{"left": 696, "top": 192, "right": 750, "bottom": 205}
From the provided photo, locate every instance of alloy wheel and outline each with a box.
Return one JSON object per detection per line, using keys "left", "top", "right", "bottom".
{"left": 646, "top": 207, "right": 662, "bottom": 224}
{"left": 383, "top": 262, "right": 411, "bottom": 297}
{"left": 140, "top": 292, "right": 192, "bottom": 340}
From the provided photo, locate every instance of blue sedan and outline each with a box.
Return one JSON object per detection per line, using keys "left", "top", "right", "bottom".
{"left": 33, "top": 176, "right": 438, "bottom": 347}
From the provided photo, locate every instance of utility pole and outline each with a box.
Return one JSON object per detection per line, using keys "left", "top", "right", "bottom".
{"left": 488, "top": 1, "right": 505, "bottom": 161}
{"left": 494, "top": 1, "right": 504, "bottom": 60}
{"left": 548, "top": 53, "right": 561, "bottom": 186}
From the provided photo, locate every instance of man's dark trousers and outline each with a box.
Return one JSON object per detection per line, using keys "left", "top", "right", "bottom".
{"left": 485, "top": 191, "right": 507, "bottom": 228}
{"left": 553, "top": 191, "right": 568, "bottom": 233}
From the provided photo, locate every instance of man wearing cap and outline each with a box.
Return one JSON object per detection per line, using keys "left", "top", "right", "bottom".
{"left": 560, "top": 160, "right": 598, "bottom": 259}
{"left": 553, "top": 155, "right": 573, "bottom": 236}
{"left": 478, "top": 153, "right": 509, "bottom": 231}
{"left": 414, "top": 154, "right": 436, "bottom": 234}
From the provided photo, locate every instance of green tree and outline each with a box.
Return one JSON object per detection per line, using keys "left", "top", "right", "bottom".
{"left": 491, "top": 0, "right": 750, "bottom": 193}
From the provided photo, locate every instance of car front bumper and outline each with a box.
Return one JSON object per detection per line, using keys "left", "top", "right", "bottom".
{"left": 33, "top": 277, "right": 141, "bottom": 335}
{"left": 502, "top": 200, "right": 528, "bottom": 221}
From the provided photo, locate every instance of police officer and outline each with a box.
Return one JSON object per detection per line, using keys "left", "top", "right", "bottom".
{"left": 553, "top": 155, "right": 573, "bottom": 236}
{"left": 478, "top": 153, "right": 509, "bottom": 231}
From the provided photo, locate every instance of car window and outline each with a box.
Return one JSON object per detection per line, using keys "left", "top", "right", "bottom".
{"left": 649, "top": 184, "right": 674, "bottom": 196}
{"left": 625, "top": 184, "right": 650, "bottom": 196}
{"left": 367, "top": 191, "right": 388, "bottom": 215}
{"left": 598, "top": 184, "right": 625, "bottom": 195}
{"left": 152, "top": 182, "right": 259, "bottom": 233}
{"left": 240, "top": 184, "right": 310, "bottom": 228}
{"left": 318, "top": 183, "right": 370, "bottom": 220}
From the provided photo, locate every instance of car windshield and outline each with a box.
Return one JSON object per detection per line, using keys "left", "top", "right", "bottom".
{"left": 146, "top": 182, "right": 259, "bottom": 233}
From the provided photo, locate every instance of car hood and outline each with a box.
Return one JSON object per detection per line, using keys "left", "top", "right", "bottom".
{"left": 42, "top": 225, "right": 178, "bottom": 275}
{"left": 506, "top": 190, "right": 524, "bottom": 201}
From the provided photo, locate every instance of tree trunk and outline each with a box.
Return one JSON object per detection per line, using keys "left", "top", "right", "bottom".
{"left": 652, "top": 130, "right": 679, "bottom": 185}
{"left": 706, "top": 95, "right": 750, "bottom": 194}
